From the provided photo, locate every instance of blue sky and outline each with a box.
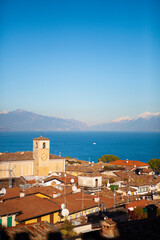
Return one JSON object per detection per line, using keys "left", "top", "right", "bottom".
{"left": 0, "top": 0, "right": 160, "bottom": 125}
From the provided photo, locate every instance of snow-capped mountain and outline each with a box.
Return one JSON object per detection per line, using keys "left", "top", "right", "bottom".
{"left": 90, "top": 112, "right": 160, "bottom": 131}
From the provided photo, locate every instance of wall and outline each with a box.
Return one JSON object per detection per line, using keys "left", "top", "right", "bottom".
{"left": 0, "top": 214, "right": 16, "bottom": 227}
{"left": 0, "top": 160, "right": 34, "bottom": 178}
{"left": 49, "top": 159, "right": 65, "bottom": 173}
{"left": 78, "top": 176, "right": 102, "bottom": 188}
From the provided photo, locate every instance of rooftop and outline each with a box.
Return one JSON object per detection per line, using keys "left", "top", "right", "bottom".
{"left": 108, "top": 160, "right": 149, "bottom": 168}
{"left": 2, "top": 195, "right": 60, "bottom": 222}
{"left": 5, "top": 221, "right": 60, "bottom": 240}
{"left": 0, "top": 152, "right": 64, "bottom": 162}
{"left": 33, "top": 136, "right": 50, "bottom": 141}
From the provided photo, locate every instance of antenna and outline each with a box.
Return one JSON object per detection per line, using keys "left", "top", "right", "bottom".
{"left": 0, "top": 160, "right": 16, "bottom": 188}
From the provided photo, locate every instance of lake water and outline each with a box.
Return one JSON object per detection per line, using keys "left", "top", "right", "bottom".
{"left": 0, "top": 131, "right": 160, "bottom": 163}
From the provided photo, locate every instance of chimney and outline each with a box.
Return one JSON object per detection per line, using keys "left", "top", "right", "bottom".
{"left": 20, "top": 190, "right": 25, "bottom": 198}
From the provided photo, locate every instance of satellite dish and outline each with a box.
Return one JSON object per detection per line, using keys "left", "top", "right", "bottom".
{"left": 1, "top": 188, "right": 6, "bottom": 195}
{"left": 61, "top": 203, "right": 66, "bottom": 209}
{"left": 94, "top": 197, "right": 99, "bottom": 202}
{"left": 128, "top": 191, "right": 131, "bottom": 195}
{"left": 72, "top": 185, "right": 77, "bottom": 192}
{"left": 61, "top": 208, "right": 69, "bottom": 217}
{"left": 59, "top": 173, "right": 61, "bottom": 176}
{"left": 71, "top": 178, "right": 74, "bottom": 183}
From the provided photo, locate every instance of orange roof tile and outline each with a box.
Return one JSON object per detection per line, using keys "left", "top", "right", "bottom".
{"left": 33, "top": 136, "right": 50, "bottom": 140}
{"left": 51, "top": 192, "right": 98, "bottom": 214}
{"left": 3, "top": 195, "right": 60, "bottom": 222}
{"left": 126, "top": 199, "right": 149, "bottom": 209}
{"left": 108, "top": 160, "right": 148, "bottom": 167}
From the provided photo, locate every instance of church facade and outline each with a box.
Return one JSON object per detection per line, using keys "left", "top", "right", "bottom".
{"left": 0, "top": 136, "right": 65, "bottom": 178}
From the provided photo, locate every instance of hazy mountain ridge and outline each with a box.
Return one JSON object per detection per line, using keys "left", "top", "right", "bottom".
{"left": 0, "top": 110, "right": 160, "bottom": 131}
{"left": 0, "top": 109, "right": 88, "bottom": 131}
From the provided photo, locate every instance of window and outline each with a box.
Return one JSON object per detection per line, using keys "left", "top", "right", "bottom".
{"left": 7, "top": 216, "right": 12, "bottom": 227}
{"left": 75, "top": 214, "right": 78, "bottom": 218}
{"left": 95, "top": 179, "right": 98, "bottom": 187}
{"left": 69, "top": 216, "right": 72, "bottom": 220}
{"left": 43, "top": 142, "right": 46, "bottom": 149}
{"left": 80, "top": 212, "right": 82, "bottom": 217}
{"left": 0, "top": 218, "right": 2, "bottom": 226}
{"left": 85, "top": 211, "right": 88, "bottom": 216}
{"left": 36, "top": 142, "right": 38, "bottom": 148}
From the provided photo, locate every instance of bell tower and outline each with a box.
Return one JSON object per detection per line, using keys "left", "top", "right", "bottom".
{"left": 33, "top": 136, "right": 50, "bottom": 176}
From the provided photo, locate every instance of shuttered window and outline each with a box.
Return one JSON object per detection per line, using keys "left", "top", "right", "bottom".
{"left": 7, "top": 216, "right": 12, "bottom": 227}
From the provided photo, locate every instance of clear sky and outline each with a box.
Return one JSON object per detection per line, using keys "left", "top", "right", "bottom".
{"left": 0, "top": 0, "right": 160, "bottom": 125}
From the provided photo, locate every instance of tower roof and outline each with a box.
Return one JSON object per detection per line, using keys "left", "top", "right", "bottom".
{"left": 33, "top": 136, "right": 50, "bottom": 141}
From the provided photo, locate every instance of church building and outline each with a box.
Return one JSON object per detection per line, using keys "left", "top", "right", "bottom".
{"left": 0, "top": 136, "right": 65, "bottom": 178}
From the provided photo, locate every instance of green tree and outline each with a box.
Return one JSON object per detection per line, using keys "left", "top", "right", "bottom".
{"left": 98, "top": 154, "right": 120, "bottom": 163}
{"left": 148, "top": 159, "right": 160, "bottom": 172}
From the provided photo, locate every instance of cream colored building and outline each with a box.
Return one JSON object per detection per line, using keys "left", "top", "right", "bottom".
{"left": 0, "top": 136, "right": 65, "bottom": 178}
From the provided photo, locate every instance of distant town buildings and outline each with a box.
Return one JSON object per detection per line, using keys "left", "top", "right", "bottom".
{"left": 0, "top": 136, "right": 65, "bottom": 178}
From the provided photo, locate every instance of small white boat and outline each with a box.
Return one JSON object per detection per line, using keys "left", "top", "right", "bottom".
{"left": 93, "top": 142, "right": 96, "bottom": 145}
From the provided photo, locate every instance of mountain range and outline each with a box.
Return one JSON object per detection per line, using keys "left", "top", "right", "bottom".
{"left": 0, "top": 110, "right": 160, "bottom": 131}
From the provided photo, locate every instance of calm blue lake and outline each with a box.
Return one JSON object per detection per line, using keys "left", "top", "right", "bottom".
{"left": 0, "top": 131, "right": 160, "bottom": 163}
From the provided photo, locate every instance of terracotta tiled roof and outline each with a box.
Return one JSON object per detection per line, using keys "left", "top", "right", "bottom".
{"left": 49, "top": 154, "right": 65, "bottom": 159}
{"left": 108, "top": 160, "right": 149, "bottom": 167}
{"left": 1, "top": 187, "right": 22, "bottom": 201}
{"left": 3, "top": 195, "right": 60, "bottom": 222}
{"left": 0, "top": 202, "right": 21, "bottom": 216}
{"left": 6, "top": 221, "right": 59, "bottom": 240}
{"left": 0, "top": 151, "right": 34, "bottom": 162}
{"left": 66, "top": 161, "right": 108, "bottom": 174}
{"left": 51, "top": 192, "right": 98, "bottom": 214}
{"left": 0, "top": 151, "right": 65, "bottom": 162}
{"left": 44, "top": 173, "right": 78, "bottom": 184}
{"left": 25, "top": 186, "right": 61, "bottom": 198}
{"left": 33, "top": 136, "right": 50, "bottom": 140}
{"left": 125, "top": 199, "right": 149, "bottom": 209}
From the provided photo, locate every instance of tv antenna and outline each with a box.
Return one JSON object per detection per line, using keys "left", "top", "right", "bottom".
{"left": 0, "top": 160, "right": 16, "bottom": 188}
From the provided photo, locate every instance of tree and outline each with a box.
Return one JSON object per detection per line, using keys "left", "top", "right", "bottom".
{"left": 148, "top": 159, "right": 160, "bottom": 173}
{"left": 98, "top": 154, "right": 120, "bottom": 163}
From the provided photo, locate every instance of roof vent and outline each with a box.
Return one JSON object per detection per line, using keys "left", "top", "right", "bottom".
{"left": 20, "top": 190, "right": 25, "bottom": 198}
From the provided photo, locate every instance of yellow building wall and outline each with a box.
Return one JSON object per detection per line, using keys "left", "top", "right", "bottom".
{"left": 35, "top": 193, "right": 50, "bottom": 199}
{"left": 41, "top": 215, "right": 50, "bottom": 222}
{"left": 0, "top": 160, "right": 34, "bottom": 178}
{"left": 49, "top": 159, "right": 65, "bottom": 173}
{"left": 38, "top": 166, "right": 49, "bottom": 176}
{"left": 59, "top": 207, "right": 99, "bottom": 222}
{"left": 54, "top": 212, "right": 60, "bottom": 224}
{"left": 25, "top": 219, "right": 37, "bottom": 225}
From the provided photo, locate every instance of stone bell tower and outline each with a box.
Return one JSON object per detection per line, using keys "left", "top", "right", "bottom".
{"left": 33, "top": 136, "right": 50, "bottom": 176}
